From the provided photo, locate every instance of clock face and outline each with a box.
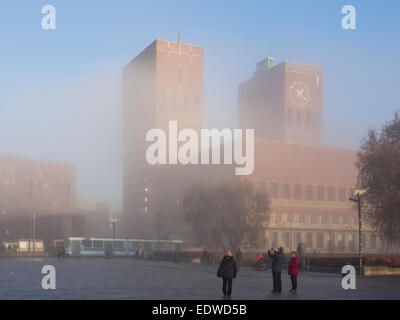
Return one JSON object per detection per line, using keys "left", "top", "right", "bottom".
{"left": 289, "top": 81, "right": 311, "bottom": 107}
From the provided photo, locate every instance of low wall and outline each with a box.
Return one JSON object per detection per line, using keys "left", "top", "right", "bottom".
{"left": 364, "top": 266, "right": 400, "bottom": 276}
{"left": 0, "top": 252, "right": 49, "bottom": 258}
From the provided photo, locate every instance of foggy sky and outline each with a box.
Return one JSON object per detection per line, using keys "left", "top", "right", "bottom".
{"left": 1, "top": 0, "right": 399, "bottom": 212}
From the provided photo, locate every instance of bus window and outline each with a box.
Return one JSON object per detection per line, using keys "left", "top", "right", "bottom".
{"left": 64, "top": 239, "right": 70, "bottom": 248}
{"left": 114, "top": 241, "right": 123, "bottom": 249}
{"left": 82, "top": 240, "right": 92, "bottom": 248}
{"left": 93, "top": 240, "right": 103, "bottom": 248}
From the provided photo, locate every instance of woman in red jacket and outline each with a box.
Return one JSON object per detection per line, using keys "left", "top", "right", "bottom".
{"left": 288, "top": 251, "right": 300, "bottom": 293}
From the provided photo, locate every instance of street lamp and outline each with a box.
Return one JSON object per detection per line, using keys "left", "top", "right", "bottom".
{"left": 289, "top": 217, "right": 293, "bottom": 253}
{"left": 349, "top": 189, "right": 367, "bottom": 277}
{"left": 214, "top": 206, "right": 221, "bottom": 264}
{"left": 154, "top": 212, "right": 163, "bottom": 250}
{"left": 110, "top": 218, "right": 117, "bottom": 256}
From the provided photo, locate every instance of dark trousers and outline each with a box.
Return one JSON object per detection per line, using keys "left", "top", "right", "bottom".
{"left": 290, "top": 274, "right": 297, "bottom": 290}
{"left": 272, "top": 271, "right": 282, "bottom": 292}
{"left": 222, "top": 278, "right": 233, "bottom": 296}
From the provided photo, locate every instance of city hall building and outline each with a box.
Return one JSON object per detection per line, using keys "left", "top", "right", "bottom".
{"left": 122, "top": 35, "right": 207, "bottom": 238}
{"left": 122, "top": 37, "right": 396, "bottom": 253}
{"left": 239, "top": 58, "right": 392, "bottom": 254}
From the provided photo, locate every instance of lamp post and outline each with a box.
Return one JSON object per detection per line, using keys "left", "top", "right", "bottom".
{"left": 289, "top": 218, "right": 293, "bottom": 253}
{"left": 110, "top": 218, "right": 117, "bottom": 256}
{"left": 154, "top": 212, "right": 163, "bottom": 250}
{"left": 214, "top": 206, "right": 221, "bottom": 264}
{"left": 349, "top": 189, "right": 367, "bottom": 277}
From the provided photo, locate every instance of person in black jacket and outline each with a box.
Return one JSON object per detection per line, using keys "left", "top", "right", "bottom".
{"left": 217, "top": 251, "right": 237, "bottom": 299}
{"left": 267, "top": 247, "right": 285, "bottom": 293}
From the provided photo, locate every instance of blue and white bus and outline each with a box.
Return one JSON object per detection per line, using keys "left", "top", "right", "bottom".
{"left": 62, "top": 237, "right": 183, "bottom": 257}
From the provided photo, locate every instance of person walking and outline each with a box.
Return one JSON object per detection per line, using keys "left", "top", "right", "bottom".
{"left": 217, "top": 251, "right": 237, "bottom": 299}
{"left": 297, "top": 242, "right": 304, "bottom": 257}
{"left": 267, "top": 247, "right": 285, "bottom": 293}
{"left": 201, "top": 248, "right": 210, "bottom": 265}
{"left": 288, "top": 251, "right": 300, "bottom": 293}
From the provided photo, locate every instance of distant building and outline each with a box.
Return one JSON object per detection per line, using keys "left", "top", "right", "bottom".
{"left": 0, "top": 156, "right": 76, "bottom": 214}
{"left": 0, "top": 156, "right": 80, "bottom": 248}
{"left": 122, "top": 36, "right": 204, "bottom": 238}
{"left": 240, "top": 59, "right": 394, "bottom": 254}
{"left": 239, "top": 59, "right": 322, "bottom": 145}
{"left": 76, "top": 199, "right": 111, "bottom": 237}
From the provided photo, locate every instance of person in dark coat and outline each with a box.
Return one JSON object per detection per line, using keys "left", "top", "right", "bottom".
{"left": 201, "top": 249, "right": 209, "bottom": 264}
{"left": 288, "top": 251, "right": 300, "bottom": 293}
{"left": 267, "top": 247, "right": 285, "bottom": 293}
{"left": 297, "top": 242, "right": 304, "bottom": 257}
{"left": 217, "top": 251, "right": 237, "bottom": 299}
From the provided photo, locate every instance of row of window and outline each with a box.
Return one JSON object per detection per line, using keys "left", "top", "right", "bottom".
{"left": 257, "top": 181, "right": 353, "bottom": 202}
{"left": 267, "top": 231, "right": 378, "bottom": 250}
{"left": 0, "top": 169, "right": 69, "bottom": 179}
{"left": 286, "top": 108, "right": 320, "bottom": 128}
{"left": 270, "top": 212, "right": 355, "bottom": 225}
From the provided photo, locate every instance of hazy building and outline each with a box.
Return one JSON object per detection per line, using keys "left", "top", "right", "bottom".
{"left": 239, "top": 58, "right": 322, "bottom": 145}
{"left": 0, "top": 156, "right": 79, "bottom": 248}
{"left": 0, "top": 156, "right": 76, "bottom": 215}
{"left": 76, "top": 199, "right": 111, "bottom": 237}
{"left": 122, "top": 35, "right": 204, "bottom": 237}
{"left": 240, "top": 59, "right": 391, "bottom": 254}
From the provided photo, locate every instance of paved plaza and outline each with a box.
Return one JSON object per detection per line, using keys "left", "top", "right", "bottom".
{"left": 0, "top": 257, "right": 399, "bottom": 300}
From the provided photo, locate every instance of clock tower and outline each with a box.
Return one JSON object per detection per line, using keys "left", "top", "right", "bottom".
{"left": 239, "top": 58, "right": 323, "bottom": 145}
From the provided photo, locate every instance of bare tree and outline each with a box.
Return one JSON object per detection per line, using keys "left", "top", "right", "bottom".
{"left": 356, "top": 113, "right": 400, "bottom": 245}
{"left": 183, "top": 180, "right": 270, "bottom": 253}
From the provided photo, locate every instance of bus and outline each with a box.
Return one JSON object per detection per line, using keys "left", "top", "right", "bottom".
{"left": 61, "top": 237, "right": 183, "bottom": 257}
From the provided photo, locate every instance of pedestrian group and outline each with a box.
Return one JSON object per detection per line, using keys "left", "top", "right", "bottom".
{"left": 216, "top": 247, "right": 300, "bottom": 299}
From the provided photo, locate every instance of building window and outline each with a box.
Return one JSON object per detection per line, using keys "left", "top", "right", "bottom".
{"left": 270, "top": 212, "right": 276, "bottom": 221}
{"left": 316, "top": 215, "right": 322, "bottom": 223}
{"left": 370, "top": 235, "right": 377, "bottom": 249}
{"left": 295, "top": 232, "right": 302, "bottom": 244}
{"left": 297, "top": 110, "right": 301, "bottom": 125}
{"left": 294, "top": 214, "right": 299, "bottom": 223}
{"left": 270, "top": 182, "right": 279, "bottom": 198}
{"left": 258, "top": 181, "right": 266, "bottom": 193}
{"left": 272, "top": 232, "right": 278, "bottom": 247}
{"left": 306, "top": 111, "right": 311, "bottom": 126}
{"left": 305, "top": 232, "right": 313, "bottom": 248}
{"left": 294, "top": 184, "right": 302, "bottom": 200}
{"left": 306, "top": 185, "right": 313, "bottom": 200}
{"left": 282, "top": 183, "right": 290, "bottom": 199}
{"left": 328, "top": 186, "right": 335, "bottom": 201}
{"left": 348, "top": 188, "right": 354, "bottom": 199}
{"left": 316, "top": 233, "right": 324, "bottom": 248}
{"left": 287, "top": 108, "right": 292, "bottom": 124}
{"left": 317, "top": 185, "right": 324, "bottom": 201}
{"left": 306, "top": 215, "right": 311, "bottom": 223}
{"left": 283, "top": 232, "right": 290, "bottom": 248}
{"left": 338, "top": 187, "right": 346, "bottom": 202}
{"left": 282, "top": 213, "right": 288, "bottom": 222}
{"left": 328, "top": 216, "right": 333, "bottom": 224}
